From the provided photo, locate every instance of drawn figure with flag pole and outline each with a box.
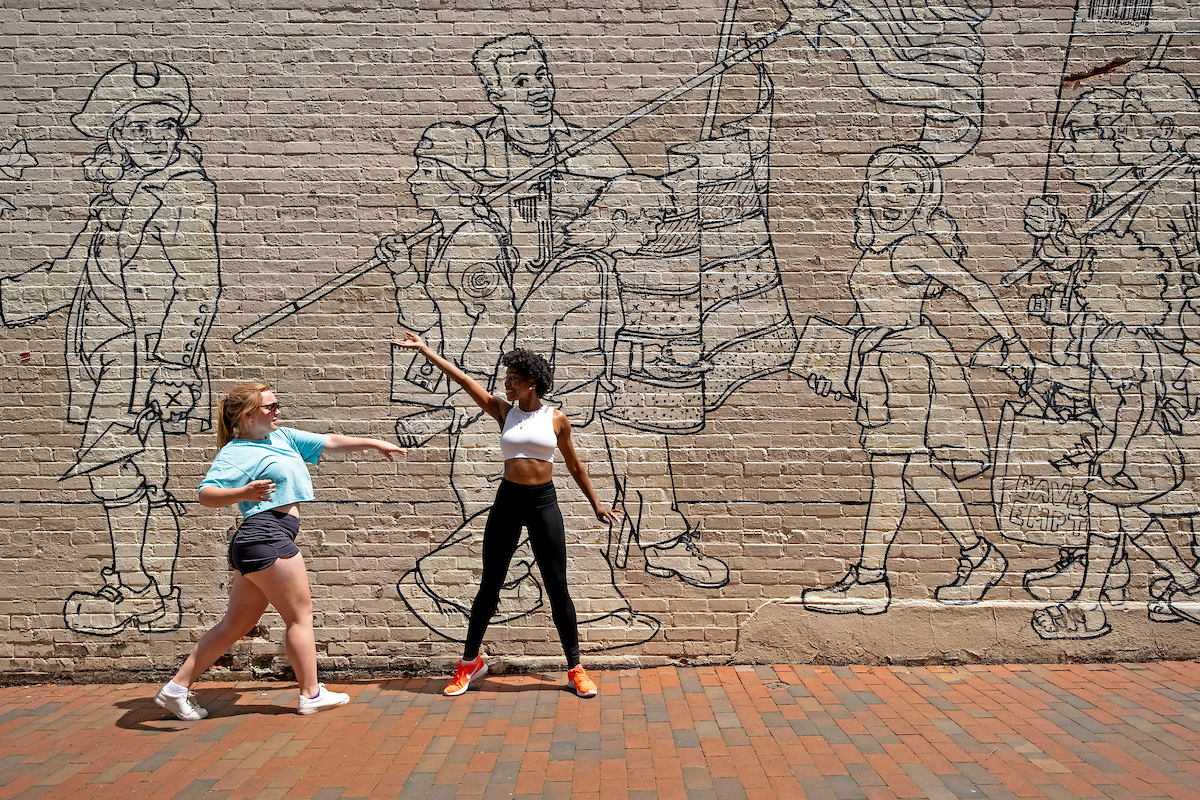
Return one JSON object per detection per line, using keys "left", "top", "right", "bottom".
{"left": 231, "top": 0, "right": 845, "bottom": 348}
{"left": 0, "top": 62, "right": 220, "bottom": 635}
{"left": 377, "top": 120, "right": 517, "bottom": 514}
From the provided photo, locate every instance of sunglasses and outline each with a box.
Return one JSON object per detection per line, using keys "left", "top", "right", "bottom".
{"left": 260, "top": 402, "right": 282, "bottom": 413}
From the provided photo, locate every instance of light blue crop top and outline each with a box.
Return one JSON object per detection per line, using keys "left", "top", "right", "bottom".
{"left": 500, "top": 404, "right": 557, "bottom": 462}
{"left": 199, "top": 427, "right": 328, "bottom": 518}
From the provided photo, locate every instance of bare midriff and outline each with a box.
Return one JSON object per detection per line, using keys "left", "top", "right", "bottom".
{"left": 503, "top": 457, "right": 553, "bottom": 485}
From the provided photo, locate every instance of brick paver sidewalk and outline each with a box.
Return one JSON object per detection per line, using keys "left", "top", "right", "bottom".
{"left": 0, "top": 662, "right": 1198, "bottom": 799}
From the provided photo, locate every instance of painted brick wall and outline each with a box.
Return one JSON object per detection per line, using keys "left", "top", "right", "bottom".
{"left": 1, "top": 0, "right": 1199, "bottom": 679}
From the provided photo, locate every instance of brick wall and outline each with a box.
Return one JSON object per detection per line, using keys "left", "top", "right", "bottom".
{"left": 1, "top": 0, "right": 1199, "bottom": 679}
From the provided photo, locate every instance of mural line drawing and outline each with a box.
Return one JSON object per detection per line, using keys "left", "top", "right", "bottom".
{"left": 795, "top": 144, "right": 1034, "bottom": 614}
{"left": 230, "top": 0, "right": 838, "bottom": 344}
{"left": 381, "top": 22, "right": 805, "bottom": 647}
{"left": 0, "top": 62, "right": 221, "bottom": 635}
{"left": 221, "top": 0, "right": 835, "bottom": 648}
{"left": 784, "top": 0, "right": 1045, "bottom": 614}
{"left": 0, "top": 139, "right": 37, "bottom": 216}
{"left": 1002, "top": 7, "right": 1200, "bottom": 639}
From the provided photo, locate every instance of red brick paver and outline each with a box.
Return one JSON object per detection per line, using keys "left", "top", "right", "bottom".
{"left": 0, "top": 662, "right": 1197, "bottom": 799}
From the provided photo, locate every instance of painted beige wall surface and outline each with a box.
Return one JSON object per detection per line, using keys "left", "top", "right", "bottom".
{"left": 1, "top": 0, "right": 1199, "bottom": 677}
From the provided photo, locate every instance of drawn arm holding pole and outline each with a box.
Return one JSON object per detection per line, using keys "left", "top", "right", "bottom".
{"left": 234, "top": 0, "right": 842, "bottom": 344}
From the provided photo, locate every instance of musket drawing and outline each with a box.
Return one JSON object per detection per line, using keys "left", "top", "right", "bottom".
{"left": 233, "top": 2, "right": 826, "bottom": 343}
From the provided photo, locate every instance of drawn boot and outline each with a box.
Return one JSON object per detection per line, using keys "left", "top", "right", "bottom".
{"left": 1148, "top": 579, "right": 1200, "bottom": 624}
{"left": 643, "top": 527, "right": 729, "bottom": 589}
{"left": 138, "top": 496, "right": 184, "bottom": 632}
{"left": 935, "top": 539, "right": 1007, "bottom": 605}
{"left": 137, "top": 585, "right": 182, "bottom": 632}
{"left": 1023, "top": 547, "right": 1085, "bottom": 602}
{"left": 1101, "top": 553, "right": 1130, "bottom": 605}
{"left": 1023, "top": 548, "right": 1129, "bottom": 603}
{"left": 64, "top": 569, "right": 171, "bottom": 635}
{"left": 1031, "top": 601, "right": 1111, "bottom": 640}
{"left": 1162, "top": 582, "right": 1200, "bottom": 625}
{"left": 579, "top": 607, "right": 661, "bottom": 652}
{"left": 801, "top": 566, "right": 891, "bottom": 615}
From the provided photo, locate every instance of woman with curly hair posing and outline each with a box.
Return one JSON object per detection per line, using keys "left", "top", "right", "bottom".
{"left": 393, "top": 332, "right": 620, "bottom": 698}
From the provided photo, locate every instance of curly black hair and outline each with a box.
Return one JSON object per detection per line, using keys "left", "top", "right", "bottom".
{"left": 501, "top": 349, "right": 554, "bottom": 397}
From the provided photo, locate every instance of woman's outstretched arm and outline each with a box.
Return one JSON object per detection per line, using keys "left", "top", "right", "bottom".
{"left": 324, "top": 435, "right": 405, "bottom": 460}
{"left": 391, "top": 332, "right": 507, "bottom": 424}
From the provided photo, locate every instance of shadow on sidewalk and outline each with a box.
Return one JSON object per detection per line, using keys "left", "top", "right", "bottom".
{"left": 114, "top": 689, "right": 295, "bottom": 732}
{"left": 114, "top": 672, "right": 577, "bottom": 730}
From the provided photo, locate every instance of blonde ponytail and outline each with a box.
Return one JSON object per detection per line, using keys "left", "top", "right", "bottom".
{"left": 216, "top": 382, "right": 269, "bottom": 449}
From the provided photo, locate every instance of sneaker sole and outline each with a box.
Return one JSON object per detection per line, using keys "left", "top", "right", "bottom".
{"left": 936, "top": 560, "right": 1007, "bottom": 606}
{"left": 644, "top": 562, "right": 728, "bottom": 589}
{"left": 444, "top": 663, "right": 488, "bottom": 696}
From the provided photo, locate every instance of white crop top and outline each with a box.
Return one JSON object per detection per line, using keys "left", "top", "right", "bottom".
{"left": 500, "top": 404, "right": 557, "bottom": 462}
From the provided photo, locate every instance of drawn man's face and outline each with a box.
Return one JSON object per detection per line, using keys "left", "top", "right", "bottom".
{"left": 113, "top": 103, "right": 183, "bottom": 173}
{"left": 1114, "top": 94, "right": 1172, "bottom": 168}
{"left": 1057, "top": 121, "right": 1120, "bottom": 190}
{"left": 866, "top": 166, "right": 923, "bottom": 232}
{"left": 490, "top": 50, "right": 556, "bottom": 127}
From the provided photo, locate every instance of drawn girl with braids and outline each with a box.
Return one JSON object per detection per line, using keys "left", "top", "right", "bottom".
{"left": 377, "top": 121, "right": 519, "bottom": 510}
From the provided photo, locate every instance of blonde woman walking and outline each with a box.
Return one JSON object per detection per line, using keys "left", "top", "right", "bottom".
{"left": 154, "top": 382, "right": 404, "bottom": 719}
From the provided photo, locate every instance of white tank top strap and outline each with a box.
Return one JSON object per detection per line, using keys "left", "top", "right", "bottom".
{"left": 499, "top": 404, "right": 558, "bottom": 462}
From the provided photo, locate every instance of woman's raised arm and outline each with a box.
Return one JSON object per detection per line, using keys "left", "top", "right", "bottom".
{"left": 391, "top": 332, "right": 507, "bottom": 424}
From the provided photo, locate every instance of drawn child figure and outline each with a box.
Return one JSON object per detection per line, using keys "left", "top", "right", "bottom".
{"left": 377, "top": 122, "right": 518, "bottom": 521}
{"left": 801, "top": 145, "right": 1033, "bottom": 614}
{"left": 1032, "top": 236, "right": 1200, "bottom": 636}
{"left": 1019, "top": 89, "right": 1137, "bottom": 600}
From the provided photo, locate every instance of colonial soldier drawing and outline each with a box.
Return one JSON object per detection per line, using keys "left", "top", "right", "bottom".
{"left": 0, "top": 62, "right": 220, "bottom": 635}
{"left": 469, "top": 33, "right": 632, "bottom": 298}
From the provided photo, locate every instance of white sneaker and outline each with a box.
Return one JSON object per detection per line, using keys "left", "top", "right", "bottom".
{"left": 154, "top": 686, "right": 208, "bottom": 721}
{"left": 297, "top": 683, "right": 350, "bottom": 715}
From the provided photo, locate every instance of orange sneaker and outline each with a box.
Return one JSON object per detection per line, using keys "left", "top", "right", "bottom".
{"left": 567, "top": 664, "right": 597, "bottom": 698}
{"left": 444, "top": 656, "right": 487, "bottom": 696}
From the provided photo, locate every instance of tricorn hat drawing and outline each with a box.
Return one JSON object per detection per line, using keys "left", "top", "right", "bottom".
{"left": 71, "top": 61, "right": 201, "bottom": 138}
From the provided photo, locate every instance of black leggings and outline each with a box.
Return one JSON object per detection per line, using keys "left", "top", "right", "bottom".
{"left": 464, "top": 479, "right": 580, "bottom": 667}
